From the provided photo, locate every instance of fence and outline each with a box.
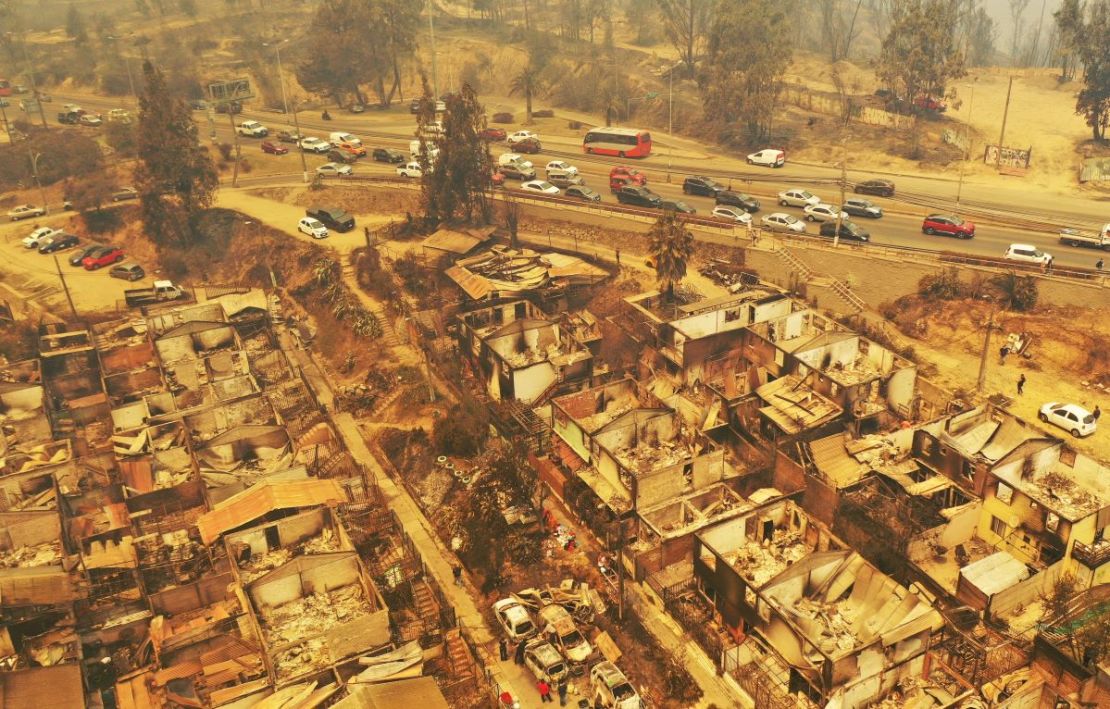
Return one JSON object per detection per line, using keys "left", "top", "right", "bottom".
{"left": 984, "top": 144, "right": 1032, "bottom": 169}
{"left": 658, "top": 576, "right": 733, "bottom": 669}
{"left": 781, "top": 85, "right": 913, "bottom": 129}
{"left": 723, "top": 645, "right": 807, "bottom": 709}
{"left": 1080, "top": 157, "right": 1110, "bottom": 183}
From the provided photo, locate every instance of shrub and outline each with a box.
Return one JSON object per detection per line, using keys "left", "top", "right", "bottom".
{"left": 217, "top": 143, "right": 234, "bottom": 161}
{"left": 491, "top": 112, "right": 513, "bottom": 123}
{"left": 991, "top": 272, "right": 1038, "bottom": 311}
{"left": 918, "top": 268, "right": 964, "bottom": 300}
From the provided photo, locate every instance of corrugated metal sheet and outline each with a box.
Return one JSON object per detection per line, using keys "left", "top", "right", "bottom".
{"left": 809, "top": 433, "right": 867, "bottom": 488}
{"left": 197, "top": 479, "right": 345, "bottom": 544}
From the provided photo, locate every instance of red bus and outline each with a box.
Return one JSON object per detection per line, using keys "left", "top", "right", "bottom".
{"left": 582, "top": 127, "right": 652, "bottom": 158}
{"left": 0, "top": 80, "right": 10, "bottom": 97}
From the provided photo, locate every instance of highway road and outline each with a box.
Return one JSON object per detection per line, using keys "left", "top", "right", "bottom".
{"left": 52, "top": 92, "right": 1110, "bottom": 271}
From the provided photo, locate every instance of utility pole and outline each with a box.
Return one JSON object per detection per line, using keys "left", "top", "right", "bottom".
{"left": 0, "top": 101, "right": 11, "bottom": 143}
{"left": 956, "top": 85, "right": 974, "bottom": 211}
{"left": 616, "top": 508, "right": 626, "bottom": 622}
{"left": 53, "top": 254, "right": 78, "bottom": 319}
{"left": 227, "top": 110, "right": 241, "bottom": 188}
{"left": 8, "top": 32, "right": 49, "bottom": 130}
{"left": 976, "top": 310, "right": 996, "bottom": 393}
{"left": 266, "top": 40, "right": 290, "bottom": 118}
{"left": 29, "top": 150, "right": 47, "bottom": 214}
{"left": 833, "top": 143, "right": 846, "bottom": 248}
{"left": 666, "top": 64, "right": 673, "bottom": 183}
{"left": 995, "top": 76, "right": 1014, "bottom": 168}
{"left": 291, "top": 99, "right": 308, "bottom": 183}
{"left": 427, "top": 6, "right": 439, "bottom": 99}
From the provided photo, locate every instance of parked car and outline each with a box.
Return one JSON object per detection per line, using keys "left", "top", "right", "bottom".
{"left": 591, "top": 661, "right": 641, "bottom": 709}
{"left": 326, "top": 149, "right": 359, "bottom": 165}
{"left": 610, "top": 166, "right": 646, "bottom": 185}
{"left": 683, "top": 175, "right": 724, "bottom": 197}
{"left": 23, "top": 226, "right": 60, "bottom": 248}
{"left": 564, "top": 185, "right": 601, "bottom": 202}
{"left": 747, "top": 148, "right": 786, "bottom": 167}
{"left": 315, "top": 162, "right": 352, "bottom": 177}
{"left": 803, "top": 203, "right": 848, "bottom": 222}
{"left": 277, "top": 130, "right": 303, "bottom": 143}
{"left": 493, "top": 598, "right": 537, "bottom": 642}
{"left": 329, "top": 131, "right": 362, "bottom": 148}
{"left": 778, "top": 189, "right": 821, "bottom": 208}
{"left": 761, "top": 213, "right": 806, "bottom": 233}
{"left": 112, "top": 187, "right": 139, "bottom": 202}
{"left": 8, "top": 204, "right": 45, "bottom": 221}
{"left": 38, "top": 232, "right": 80, "bottom": 254}
{"left": 189, "top": 99, "right": 209, "bottom": 111}
{"left": 261, "top": 140, "right": 289, "bottom": 155}
{"left": 514, "top": 137, "right": 542, "bottom": 154}
{"left": 922, "top": 214, "right": 975, "bottom": 239}
{"left": 914, "top": 96, "right": 947, "bottom": 112}
{"left": 499, "top": 162, "right": 536, "bottom": 181}
{"left": 107, "top": 108, "right": 132, "bottom": 124}
{"left": 522, "top": 639, "right": 568, "bottom": 685}
{"left": 711, "top": 206, "right": 751, "bottom": 224}
{"left": 520, "top": 180, "right": 560, "bottom": 196}
{"left": 819, "top": 220, "right": 870, "bottom": 242}
{"left": 110, "top": 263, "right": 145, "bottom": 281}
{"left": 855, "top": 179, "right": 895, "bottom": 197}
{"left": 507, "top": 130, "right": 538, "bottom": 145}
{"left": 299, "top": 137, "right": 331, "bottom": 153}
{"left": 372, "top": 147, "right": 406, "bottom": 163}
{"left": 70, "top": 244, "right": 104, "bottom": 267}
{"left": 348, "top": 103, "right": 365, "bottom": 113}
{"left": 214, "top": 100, "right": 242, "bottom": 114}
{"left": 83, "top": 246, "right": 124, "bottom": 269}
{"left": 615, "top": 185, "right": 662, "bottom": 208}
{"left": 715, "top": 191, "right": 760, "bottom": 212}
{"left": 1039, "top": 402, "right": 1096, "bottom": 437}
{"left": 57, "top": 110, "right": 81, "bottom": 124}
{"left": 538, "top": 605, "right": 592, "bottom": 663}
{"left": 397, "top": 161, "right": 424, "bottom": 178}
{"left": 306, "top": 206, "right": 355, "bottom": 232}
{"left": 297, "top": 217, "right": 329, "bottom": 239}
{"left": 479, "top": 127, "right": 507, "bottom": 141}
{"left": 1004, "top": 243, "right": 1053, "bottom": 266}
{"left": 78, "top": 113, "right": 103, "bottom": 127}
{"left": 661, "top": 199, "right": 695, "bottom": 214}
{"left": 842, "top": 198, "right": 883, "bottom": 219}
{"left": 545, "top": 160, "right": 578, "bottom": 177}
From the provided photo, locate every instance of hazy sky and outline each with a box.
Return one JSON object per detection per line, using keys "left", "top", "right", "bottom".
{"left": 983, "top": 0, "right": 1063, "bottom": 55}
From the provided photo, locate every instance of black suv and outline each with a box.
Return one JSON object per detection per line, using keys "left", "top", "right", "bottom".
{"left": 715, "top": 191, "right": 760, "bottom": 212}
{"left": 682, "top": 175, "right": 723, "bottom": 197}
{"left": 819, "top": 220, "right": 870, "bottom": 242}
{"left": 372, "top": 148, "right": 405, "bottom": 163}
{"left": 306, "top": 206, "right": 355, "bottom": 232}
{"left": 326, "top": 149, "right": 358, "bottom": 164}
{"left": 615, "top": 185, "right": 662, "bottom": 208}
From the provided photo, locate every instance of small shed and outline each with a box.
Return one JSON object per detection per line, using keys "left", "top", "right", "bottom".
{"left": 421, "top": 227, "right": 496, "bottom": 260}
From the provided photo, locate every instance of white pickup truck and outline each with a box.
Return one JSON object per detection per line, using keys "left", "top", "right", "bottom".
{"left": 1059, "top": 223, "right": 1110, "bottom": 251}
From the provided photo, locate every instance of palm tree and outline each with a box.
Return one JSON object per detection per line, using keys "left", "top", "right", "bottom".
{"left": 509, "top": 63, "right": 544, "bottom": 124}
{"left": 648, "top": 212, "right": 695, "bottom": 302}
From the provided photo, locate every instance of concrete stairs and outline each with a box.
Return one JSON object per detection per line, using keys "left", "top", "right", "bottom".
{"left": 444, "top": 628, "right": 475, "bottom": 680}
{"left": 340, "top": 261, "right": 400, "bottom": 348}
{"left": 774, "top": 246, "right": 866, "bottom": 314}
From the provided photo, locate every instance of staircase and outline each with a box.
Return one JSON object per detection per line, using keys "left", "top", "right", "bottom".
{"left": 774, "top": 246, "right": 865, "bottom": 314}
{"left": 444, "top": 628, "right": 475, "bottom": 680}
{"left": 340, "top": 261, "right": 401, "bottom": 347}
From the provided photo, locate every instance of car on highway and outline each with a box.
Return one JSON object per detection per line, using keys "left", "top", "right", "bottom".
{"left": 277, "top": 130, "right": 303, "bottom": 143}
{"left": 326, "top": 149, "right": 358, "bottom": 165}
{"left": 778, "top": 189, "right": 820, "bottom": 208}
{"left": 507, "top": 130, "right": 538, "bottom": 145}
{"left": 615, "top": 185, "right": 662, "bottom": 208}
{"left": 711, "top": 206, "right": 751, "bottom": 224}
{"left": 661, "top": 200, "right": 696, "bottom": 214}
{"left": 8, "top": 204, "right": 45, "bottom": 221}
{"left": 564, "top": 185, "right": 601, "bottom": 202}
{"left": 372, "top": 147, "right": 406, "bottom": 163}
{"left": 110, "top": 263, "right": 145, "bottom": 281}
{"left": 514, "top": 137, "right": 543, "bottom": 154}
{"left": 591, "top": 661, "right": 641, "bottom": 709}
{"left": 70, "top": 244, "right": 104, "bottom": 267}
{"left": 214, "top": 100, "right": 242, "bottom": 114}
{"left": 189, "top": 99, "right": 208, "bottom": 111}
{"left": 747, "top": 148, "right": 785, "bottom": 167}
{"left": 803, "top": 203, "right": 848, "bottom": 222}
{"left": 479, "top": 127, "right": 507, "bottom": 141}
{"left": 1004, "top": 243, "right": 1053, "bottom": 266}
{"left": 397, "top": 161, "right": 424, "bottom": 178}
{"left": 299, "top": 137, "right": 331, "bottom": 153}
{"left": 683, "top": 175, "right": 724, "bottom": 197}
{"left": 38, "top": 232, "right": 80, "bottom": 254}
{"left": 261, "top": 140, "right": 289, "bottom": 155}
{"left": 112, "top": 187, "right": 139, "bottom": 202}
{"left": 1039, "top": 402, "right": 1096, "bottom": 437}
{"left": 761, "top": 213, "right": 806, "bottom": 233}
{"left": 236, "top": 120, "right": 268, "bottom": 137}
{"left": 306, "top": 206, "right": 355, "bottom": 232}
{"left": 107, "top": 108, "right": 132, "bottom": 124}
{"left": 499, "top": 152, "right": 534, "bottom": 170}
{"left": 520, "top": 180, "right": 561, "bottom": 196}
{"left": 499, "top": 162, "right": 536, "bottom": 181}
{"left": 83, "top": 246, "right": 124, "bottom": 269}
{"left": 547, "top": 172, "right": 584, "bottom": 188}
{"left": 819, "top": 220, "right": 870, "bottom": 242}
{"left": 493, "top": 598, "right": 537, "bottom": 642}
{"left": 79, "top": 113, "right": 103, "bottom": 127}
{"left": 610, "top": 166, "right": 646, "bottom": 185}
{"left": 315, "top": 162, "right": 352, "bottom": 178}
{"left": 522, "top": 638, "right": 568, "bottom": 685}
{"left": 297, "top": 217, "right": 329, "bottom": 239}
{"left": 334, "top": 141, "right": 367, "bottom": 158}
{"left": 329, "top": 132, "right": 362, "bottom": 148}
{"left": 23, "top": 226, "right": 60, "bottom": 248}
{"left": 922, "top": 214, "right": 975, "bottom": 239}
{"left": 715, "top": 191, "right": 760, "bottom": 212}
{"left": 842, "top": 198, "right": 883, "bottom": 218}
{"left": 545, "top": 160, "right": 578, "bottom": 177}
{"left": 855, "top": 179, "right": 896, "bottom": 197}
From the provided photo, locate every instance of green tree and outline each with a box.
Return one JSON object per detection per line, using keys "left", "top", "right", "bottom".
{"left": 65, "top": 171, "right": 115, "bottom": 213}
{"left": 509, "top": 63, "right": 546, "bottom": 125}
{"left": 66, "top": 4, "right": 88, "bottom": 44}
{"left": 418, "top": 81, "right": 494, "bottom": 226}
{"left": 134, "top": 61, "right": 218, "bottom": 248}
{"left": 648, "top": 212, "right": 695, "bottom": 301}
{"left": 1075, "top": 0, "right": 1110, "bottom": 140}
{"left": 701, "top": 0, "right": 792, "bottom": 143}
{"left": 877, "top": 0, "right": 966, "bottom": 111}
{"left": 657, "top": 0, "right": 711, "bottom": 74}
{"left": 1054, "top": 0, "right": 1084, "bottom": 81}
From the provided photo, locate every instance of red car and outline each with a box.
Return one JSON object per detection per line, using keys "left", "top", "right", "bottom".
{"left": 610, "top": 166, "right": 646, "bottom": 186}
{"left": 922, "top": 213, "right": 975, "bottom": 239}
{"left": 83, "top": 246, "right": 125, "bottom": 270}
{"left": 914, "top": 96, "right": 947, "bottom": 113}
{"left": 479, "top": 127, "right": 507, "bottom": 141}
{"left": 261, "top": 140, "right": 289, "bottom": 155}
{"left": 514, "top": 137, "right": 542, "bottom": 154}
{"left": 490, "top": 171, "right": 505, "bottom": 188}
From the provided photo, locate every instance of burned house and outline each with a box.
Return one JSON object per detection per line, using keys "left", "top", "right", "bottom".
{"left": 445, "top": 245, "right": 608, "bottom": 307}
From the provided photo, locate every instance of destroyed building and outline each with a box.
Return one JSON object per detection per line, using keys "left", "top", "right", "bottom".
{"left": 446, "top": 245, "right": 608, "bottom": 308}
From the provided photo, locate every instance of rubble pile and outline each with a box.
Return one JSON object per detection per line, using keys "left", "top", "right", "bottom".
{"left": 301, "top": 527, "right": 341, "bottom": 555}
{"left": 615, "top": 441, "right": 689, "bottom": 474}
{"left": 0, "top": 541, "right": 62, "bottom": 568}
{"left": 788, "top": 598, "right": 859, "bottom": 655}
{"left": 729, "top": 531, "right": 807, "bottom": 587}
{"left": 273, "top": 637, "right": 329, "bottom": 680}
{"left": 260, "top": 584, "right": 369, "bottom": 647}
{"left": 240, "top": 548, "right": 294, "bottom": 584}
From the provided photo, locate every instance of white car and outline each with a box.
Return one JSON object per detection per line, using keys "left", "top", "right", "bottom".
{"left": 315, "top": 162, "right": 352, "bottom": 177}
{"left": 523, "top": 639, "right": 568, "bottom": 685}
{"left": 545, "top": 160, "right": 578, "bottom": 176}
{"left": 1004, "top": 243, "right": 1053, "bottom": 266}
{"left": 521, "top": 180, "right": 560, "bottom": 195}
{"left": 747, "top": 148, "right": 785, "bottom": 167}
{"left": 591, "top": 661, "right": 641, "bottom": 709}
{"left": 803, "top": 203, "right": 848, "bottom": 222}
{"left": 538, "top": 604, "right": 592, "bottom": 663}
{"left": 493, "top": 598, "right": 537, "bottom": 642}
{"left": 761, "top": 213, "right": 806, "bottom": 233}
{"left": 299, "top": 137, "right": 331, "bottom": 153}
{"left": 1039, "top": 402, "right": 1096, "bottom": 437}
{"left": 397, "top": 161, "right": 423, "bottom": 178}
{"left": 499, "top": 152, "right": 533, "bottom": 170}
{"left": 8, "top": 204, "right": 45, "bottom": 221}
{"left": 328, "top": 131, "right": 361, "bottom": 147}
{"left": 711, "top": 206, "right": 752, "bottom": 225}
{"left": 236, "top": 120, "right": 268, "bottom": 137}
{"left": 778, "top": 189, "right": 821, "bottom": 208}
{"left": 23, "top": 226, "right": 60, "bottom": 248}
{"left": 507, "top": 130, "right": 538, "bottom": 145}
{"left": 297, "top": 217, "right": 328, "bottom": 239}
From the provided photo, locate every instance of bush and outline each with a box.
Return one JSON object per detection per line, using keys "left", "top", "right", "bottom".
{"left": 491, "top": 112, "right": 513, "bottom": 123}
{"left": 991, "top": 272, "right": 1038, "bottom": 311}
{"left": 217, "top": 143, "right": 234, "bottom": 161}
{"left": 532, "top": 109, "right": 554, "bottom": 118}
{"left": 433, "top": 395, "right": 490, "bottom": 457}
{"left": 918, "top": 268, "right": 964, "bottom": 300}
{"left": 0, "top": 129, "right": 102, "bottom": 188}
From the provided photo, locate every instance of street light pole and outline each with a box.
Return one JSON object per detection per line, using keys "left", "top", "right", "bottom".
{"left": 29, "top": 150, "right": 47, "bottom": 214}
{"left": 291, "top": 99, "right": 308, "bottom": 183}
{"left": 266, "top": 40, "right": 290, "bottom": 118}
{"left": 833, "top": 141, "right": 846, "bottom": 248}
{"left": 427, "top": 6, "right": 439, "bottom": 99}
{"left": 956, "top": 85, "right": 974, "bottom": 211}
{"left": 667, "top": 65, "right": 673, "bottom": 183}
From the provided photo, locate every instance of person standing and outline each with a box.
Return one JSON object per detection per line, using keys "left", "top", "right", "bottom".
{"left": 1097, "top": 258, "right": 1104, "bottom": 271}
{"left": 452, "top": 565, "right": 463, "bottom": 586}
{"left": 615, "top": 247, "right": 621, "bottom": 267}
{"left": 498, "top": 637, "right": 508, "bottom": 662}
{"left": 1094, "top": 405, "right": 1101, "bottom": 422}
{"left": 557, "top": 679, "right": 568, "bottom": 706}
{"left": 514, "top": 639, "right": 526, "bottom": 665}
{"left": 537, "top": 680, "right": 552, "bottom": 703}
{"left": 1017, "top": 374, "right": 1026, "bottom": 395}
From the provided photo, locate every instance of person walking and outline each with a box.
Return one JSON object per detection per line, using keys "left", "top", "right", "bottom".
{"left": 557, "top": 678, "right": 568, "bottom": 706}
{"left": 1094, "top": 405, "right": 1101, "bottom": 421}
{"left": 1017, "top": 373, "right": 1026, "bottom": 395}
{"left": 514, "top": 639, "right": 526, "bottom": 665}
{"left": 1096, "top": 258, "right": 1104, "bottom": 271}
{"left": 615, "top": 247, "right": 621, "bottom": 267}
{"left": 452, "top": 564, "right": 463, "bottom": 586}
{"left": 498, "top": 637, "right": 508, "bottom": 662}
{"left": 537, "top": 680, "right": 552, "bottom": 703}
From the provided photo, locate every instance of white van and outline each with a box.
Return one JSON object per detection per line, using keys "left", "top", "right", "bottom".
{"left": 409, "top": 139, "right": 440, "bottom": 161}
{"left": 329, "top": 131, "right": 361, "bottom": 147}
{"left": 498, "top": 152, "right": 533, "bottom": 170}
{"left": 1004, "top": 243, "right": 1053, "bottom": 266}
